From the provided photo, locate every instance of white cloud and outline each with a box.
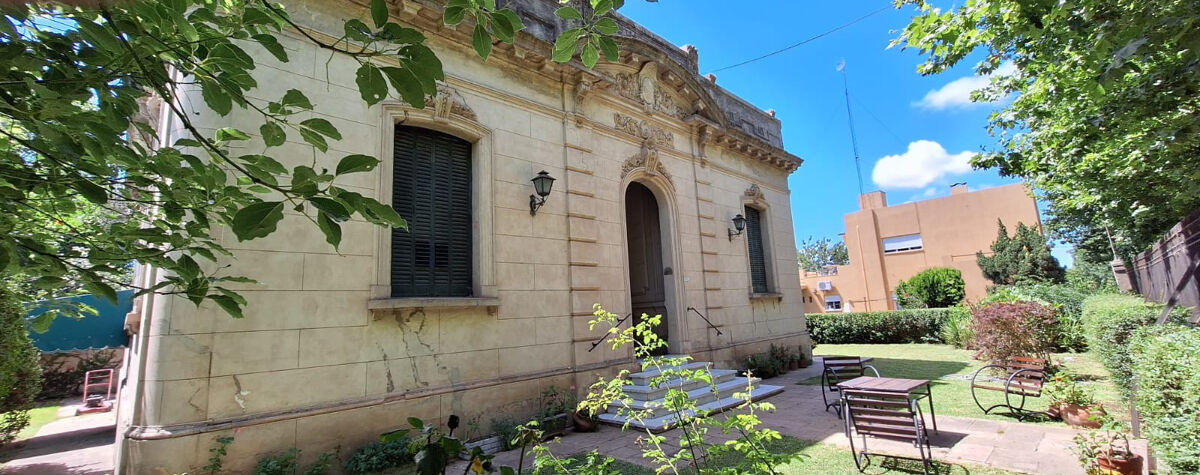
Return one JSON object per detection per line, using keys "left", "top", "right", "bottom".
{"left": 871, "top": 140, "right": 975, "bottom": 189}
{"left": 922, "top": 187, "right": 939, "bottom": 197}
{"left": 915, "top": 63, "right": 1016, "bottom": 110}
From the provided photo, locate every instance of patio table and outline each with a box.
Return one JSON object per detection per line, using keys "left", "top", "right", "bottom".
{"left": 837, "top": 376, "right": 938, "bottom": 433}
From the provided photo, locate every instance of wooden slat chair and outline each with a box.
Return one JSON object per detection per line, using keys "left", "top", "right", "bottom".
{"left": 841, "top": 389, "right": 935, "bottom": 475}
{"left": 969, "top": 356, "right": 1049, "bottom": 421}
{"left": 821, "top": 356, "right": 881, "bottom": 417}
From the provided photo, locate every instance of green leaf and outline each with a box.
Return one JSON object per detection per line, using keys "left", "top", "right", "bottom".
{"left": 252, "top": 34, "right": 288, "bottom": 62}
{"left": 408, "top": 417, "right": 424, "bottom": 428}
{"left": 74, "top": 178, "right": 109, "bottom": 204}
{"left": 490, "top": 11, "right": 515, "bottom": 43}
{"left": 581, "top": 41, "right": 599, "bottom": 68}
{"left": 317, "top": 212, "right": 342, "bottom": 249}
{"left": 597, "top": 36, "right": 619, "bottom": 61}
{"left": 309, "top": 197, "right": 351, "bottom": 221}
{"left": 592, "top": 0, "right": 614, "bottom": 16}
{"left": 344, "top": 19, "right": 372, "bottom": 42}
{"left": 260, "top": 122, "right": 286, "bottom": 147}
{"left": 443, "top": 6, "right": 466, "bottom": 25}
{"left": 299, "top": 128, "right": 328, "bottom": 152}
{"left": 281, "top": 89, "right": 313, "bottom": 109}
{"left": 216, "top": 127, "right": 251, "bottom": 141}
{"left": 552, "top": 28, "right": 583, "bottom": 63}
{"left": 594, "top": 17, "right": 619, "bottom": 35}
{"left": 370, "top": 0, "right": 389, "bottom": 28}
{"left": 210, "top": 295, "right": 245, "bottom": 319}
{"left": 231, "top": 201, "right": 285, "bottom": 241}
{"left": 32, "top": 313, "right": 55, "bottom": 334}
{"left": 82, "top": 278, "right": 119, "bottom": 305}
{"left": 380, "top": 66, "right": 426, "bottom": 108}
{"left": 174, "top": 138, "right": 202, "bottom": 147}
{"left": 472, "top": 23, "right": 492, "bottom": 60}
{"left": 336, "top": 154, "right": 380, "bottom": 175}
{"left": 355, "top": 63, "right": 389, "bottom": 106}
{"left": 379, "top": 24, "right": 425, "bottom": 44}
{"left": 299, "top": 118, "right": 342, "bottom": 140}
{"left": 554, "top": 6, "right": 582, "bottom": 20}
{"left": 201, "top": 82, "right": 233, "bottom": 116}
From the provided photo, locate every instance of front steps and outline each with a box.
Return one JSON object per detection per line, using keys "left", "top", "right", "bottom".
{"left": 595, "top": 356, "right": 785, "bottom": 432}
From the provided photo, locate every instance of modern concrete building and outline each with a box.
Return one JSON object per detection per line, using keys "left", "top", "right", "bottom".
{"left": 800, "top": 183, "right": 1041, "bottom": 314}
{"left": 114, "top": 0, "right": 811, "bottom": 471}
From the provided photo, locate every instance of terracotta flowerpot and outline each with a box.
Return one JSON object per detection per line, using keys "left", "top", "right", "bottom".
{"left": 799, "top": 358, "right": 811, "bottom": 368}
{"left": 788, "top": 360, "right": 800, "bottom": 370}
{"left": 572, "top": 411, "right": 596, "bottom": 432}
{"left": 1061, "top": 403, "right": 1105, "bottom": 429}
{"left": 1046, "top": 404, "right": 1062, "bottom": 421}
{"left": 1097, "top": 454, "right": 1143, "bottom": 475}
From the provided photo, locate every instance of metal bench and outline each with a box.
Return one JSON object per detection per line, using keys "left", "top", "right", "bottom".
{"left": 841, "top": 388, "right": 934, "bottom": 474}
{"left": 821, "top": 356, "right": 880, "bottom": 417}
{"left": 969, "top": 356, "right": 1048, "bottom": 421}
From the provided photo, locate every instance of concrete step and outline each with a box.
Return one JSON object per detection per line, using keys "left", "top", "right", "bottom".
{"left": 609, "top": 376, "right": 760, "bottom": 415}
{"left": 628, "top": 361, "right": 713, "bottom": 386}
{"left": 597, "top": 384, "right": 786, "bottom": 432}
{"left": 623, "top": 369, "right": 739, "bottom": 402}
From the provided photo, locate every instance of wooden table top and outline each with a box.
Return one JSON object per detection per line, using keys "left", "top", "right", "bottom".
{"left": 837, "top": 376, "right": 930, "bottom": 394}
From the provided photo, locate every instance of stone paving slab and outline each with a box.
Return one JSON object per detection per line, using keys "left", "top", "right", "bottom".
{"left": 451, "top": 363, "right": 1148, "bottom": 474}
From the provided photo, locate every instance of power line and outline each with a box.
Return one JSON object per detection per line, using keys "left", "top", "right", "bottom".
{"left": 839, "top": 62, "right": 865, "bottom": 195}
{"left": 707, "top": 6, "right": 891, "bottom": 74}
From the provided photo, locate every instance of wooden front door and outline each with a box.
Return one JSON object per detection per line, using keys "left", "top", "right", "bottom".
{"left": 625, "top": 182, "right": 668, "bottom": 355}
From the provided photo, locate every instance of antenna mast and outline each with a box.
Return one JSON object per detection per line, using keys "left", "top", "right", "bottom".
{"left": 838, "top": 60, "right": 865, "bottom": 195}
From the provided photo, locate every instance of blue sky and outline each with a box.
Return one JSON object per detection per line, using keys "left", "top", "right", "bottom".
{"left": 619, "top": 2, "right": 1075, "bottom": 267}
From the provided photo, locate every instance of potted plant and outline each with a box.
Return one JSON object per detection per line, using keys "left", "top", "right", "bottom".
{"left": 571, "top": 407, "right": 598, "bottom": 432}
{"left": 1045, "top": 372, "right": 1105, "bottom": 428}
{"left": 797, "top": 346, "right": 811, "bottom": 368}
{"left": 537, "top": 386, "right": 573, "bottom": 437}
{"left": 1074, "top": 420, "right": 1143, "bottom": 475}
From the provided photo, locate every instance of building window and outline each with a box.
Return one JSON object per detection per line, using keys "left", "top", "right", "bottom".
{"left": 882, "top": 233, "right": 923, "bottom": 254}
{"left": 744, "top": 206, "right": 769, "bottom": 294}
{"left": 390, "top": 126, "right": 473, "bottom": 297}
{"left": 824, "top": 296, "right": 843, "bottom": 312}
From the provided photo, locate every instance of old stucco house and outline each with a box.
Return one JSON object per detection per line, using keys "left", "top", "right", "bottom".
{"left": 115, "top": 0, "right": 809, "bottom": 471}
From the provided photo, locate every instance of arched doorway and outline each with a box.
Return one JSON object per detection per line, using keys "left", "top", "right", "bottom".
{"left": 625, "top": 182, "right": 669, "bottom": 355}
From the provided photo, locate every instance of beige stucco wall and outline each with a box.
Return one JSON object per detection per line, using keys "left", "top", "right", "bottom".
{"left": 801, "top": 184, "right": 1041, "bottom": 313}
{"left": 115, "top": 1, "right": 810, "bottom": 472}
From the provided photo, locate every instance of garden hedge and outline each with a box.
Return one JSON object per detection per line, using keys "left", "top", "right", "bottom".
{"left": 1130, "top": 325, "right": 1200, "bottom": 474}
{"left": 983, "top": 283, "right": 1090, "bottom": 351}
{"left": 806, "top": 308, "right": 967, "bottom": 344}
{"left": 1080, "top": 294, "right": 1188, "bottom": 396}
{"left": 0, "top": 283, "right": 42, "bottom": 444}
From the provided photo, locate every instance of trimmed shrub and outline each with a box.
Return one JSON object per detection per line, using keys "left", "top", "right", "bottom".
{"left": 1130, "top": 325, "right": 1200, "bottom": 474}
{"left": 983, "top": 283, "right": 1089, "bottom": 351}
{"left": 971, "top": 301, "right": 1058, "bottom": 365}
{"left": 1081, "top": 294, "right": 1188, "bottom": 396}
{"left": 807, "top": 308, "right": 965, "bottom": 344}
{"left": 895, "top": 267, "right": 966, "bottom": 309}
{"left": 1, "top": 283, "right": 42, "bottom": 445}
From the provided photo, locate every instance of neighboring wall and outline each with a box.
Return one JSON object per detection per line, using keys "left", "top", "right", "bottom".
{"left": 1119, "top": 207, "right": 1200, "bottom": 323}
{"left": 801, "top": 184, "right": 1041, "bottom": 313}
{"left": 116, "top": 0, "right": 809, "bottom": 472}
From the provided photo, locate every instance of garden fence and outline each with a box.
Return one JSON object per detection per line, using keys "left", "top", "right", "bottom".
{"left": 1118, "top": 207, "right": 1200, "bottom": 324}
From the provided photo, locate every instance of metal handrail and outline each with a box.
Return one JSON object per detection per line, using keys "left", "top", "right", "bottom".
{"left": 686, "top": 307, "right": 723, "bottom": 336}
{"left": 587, "top": 312, "right": 633, "bottom": 352}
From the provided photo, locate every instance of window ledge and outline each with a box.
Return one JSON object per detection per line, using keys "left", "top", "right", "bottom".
{"left": 749, "top": 292, "right": 784, "bottom": 301}
{"left": 368, "top": 297, "right": 501, "bottom": 312}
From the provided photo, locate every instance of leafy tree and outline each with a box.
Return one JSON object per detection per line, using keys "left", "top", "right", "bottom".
{"left": 1066, "top": 255, "right": 1119, "bottom": 293}
{"left": 977, "top": 220, "right": 1066, "bottom": 286}
{"left": 796, "top": 236, "right": 849, "bottom": 271}
{"left": 0, "top": 281, "right": 42, "bottom": 444}
{"left": 894, "top": 267, "right": 965, "bottom": 309}
{"left": 0, "top": 0, "right": 624, "bottom": 324}
{"left": 894, "top": 0, "right": 1200, "bottom": 254}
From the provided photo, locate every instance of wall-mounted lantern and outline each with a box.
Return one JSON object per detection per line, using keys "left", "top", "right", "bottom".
{"left": 728, "top": 213, "right": 746, "bottom": 241}
{"left": 529, "top": 170, "right": 556, "bottom": 216}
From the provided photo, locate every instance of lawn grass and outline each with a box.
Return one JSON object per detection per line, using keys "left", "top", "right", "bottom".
{"left": 802, "top": 344, "right": 1128, "bottom": 424}
{"left": 13, "top": 404, "right": 60, "bottom": 439}
{"left": 548, "top": 436, "right": 1019, "bottom": 474}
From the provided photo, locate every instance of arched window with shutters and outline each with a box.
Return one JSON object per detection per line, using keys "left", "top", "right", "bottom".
{"left": 390, "top": 125, "right": 473, "bottom": 297}
{"left": 744, "top": 205, "right": 771, "bottom": 294}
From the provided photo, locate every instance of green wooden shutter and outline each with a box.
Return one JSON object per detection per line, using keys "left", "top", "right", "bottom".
{"left": 745, "top": 206, "right": 768, "bottom": 294}
{"left": 391, "top": 126, "right": 473, "bottom": 297}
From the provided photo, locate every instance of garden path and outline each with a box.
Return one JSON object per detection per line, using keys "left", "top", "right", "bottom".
{"left": 0, "top": 407, "right": 115, "bottom": 474}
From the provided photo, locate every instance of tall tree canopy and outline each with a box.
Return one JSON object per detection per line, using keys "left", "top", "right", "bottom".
{"left": 796, "top": 236, "right": 850, "bottom": 271}
{"left": 0, "top": 0, "right": 623, "bottom": 327}
{"left": 895, "top": 0, "right": 1200, "bottom": 254}
{"left": 977, "top": 220, "right": 1066, "bottom": 286}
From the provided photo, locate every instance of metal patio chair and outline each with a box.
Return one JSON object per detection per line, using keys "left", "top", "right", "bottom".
{"left": 842, "top": 389, "right": 935, "bottom": 474}
{"left": 821, "top": 356, "right": 880, "bottom": 417}
{"left": 969, "top": 356, "right": 1048, "bottom": 421}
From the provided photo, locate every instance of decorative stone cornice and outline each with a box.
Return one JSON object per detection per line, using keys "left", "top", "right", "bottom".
{"left": 616, "top": 113, "right": 673, "bottom": 184}
{"left": 430, "top": 83, "right": 476, "bottom": 121}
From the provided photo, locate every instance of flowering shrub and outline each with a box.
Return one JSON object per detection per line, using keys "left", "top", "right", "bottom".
{"left": 970, "top": 301, "right": 1058, "bottom": 364}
